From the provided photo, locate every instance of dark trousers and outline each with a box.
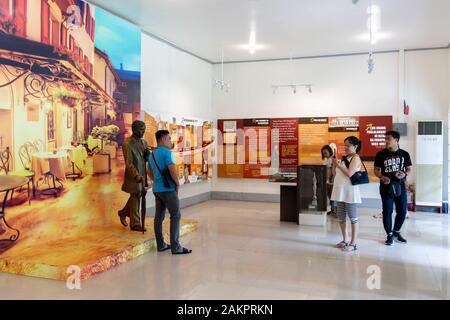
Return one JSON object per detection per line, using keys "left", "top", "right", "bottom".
{"left": 380, "top": 183, "right": 408, "bottom": 235}
{"left": 154, "top": 191, "right": 182, "bottom": 252}
{"left": 121, "top": 192, "right": 144, "bottom": 229}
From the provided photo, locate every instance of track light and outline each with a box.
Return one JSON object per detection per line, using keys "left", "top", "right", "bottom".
{"left": 214, "top": 49, "right": 230, "bottom": 92}
{"left": 368, "top": 53, "right": 375, "bottom": 74}
{"left": 271, "top": 84, "right": 314, "bottom": 95}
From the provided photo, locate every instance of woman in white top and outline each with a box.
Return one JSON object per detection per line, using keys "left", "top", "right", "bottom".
{"left": 331, "top": 136, "right": 362, "bottom": 252}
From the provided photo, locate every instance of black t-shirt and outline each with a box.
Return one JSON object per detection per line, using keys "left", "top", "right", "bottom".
{"left": 374, "top": 148, "right": 412, "bottom": 182}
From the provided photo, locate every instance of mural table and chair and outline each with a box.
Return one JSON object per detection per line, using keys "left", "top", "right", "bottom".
{"left": 31, "top": 151, "right": 67, "bottom": 197}
{"left": 0, "top": 175, "right": 28, "bottom": 242}
{"left": 0, "top": 145, "right": 36, "bottom": 205}
{"left": 60, "top": 145, "right": 88, "bottom": 180}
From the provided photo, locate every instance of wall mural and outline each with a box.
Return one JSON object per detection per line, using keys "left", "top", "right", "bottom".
{"left": 0, "top": 0, "right": 141, "bottom": 165}
{"left": 0, "top": 0, "right": 197, "bottom": 282}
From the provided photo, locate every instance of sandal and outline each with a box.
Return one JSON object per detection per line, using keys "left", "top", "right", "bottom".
{"left": 172, "top": 247, "right": 192, "bottom": 255}
{"left": 157, "top": 244, "right": 171, "bottom": 252}
{"left": 334, "top": 241, "right": 348, "bottom": 249}
{"left": 342, "top": 244, "right": 357, "bottom": 252}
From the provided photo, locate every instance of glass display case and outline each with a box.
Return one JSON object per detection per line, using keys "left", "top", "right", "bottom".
{"left": 297, "top": 165, "right": 328, "bottom": 225}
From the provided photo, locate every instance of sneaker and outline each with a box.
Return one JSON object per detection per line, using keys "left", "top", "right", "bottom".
{"left": 385, "top": 234, "right": 394, "bottom": 246}
{"left": 394, "top": 232, "right": 407, "bottom": 244}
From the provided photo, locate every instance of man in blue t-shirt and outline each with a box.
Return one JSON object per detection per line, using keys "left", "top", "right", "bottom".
{"left": 147, "top": 130, "right": 192, "bottom": 255}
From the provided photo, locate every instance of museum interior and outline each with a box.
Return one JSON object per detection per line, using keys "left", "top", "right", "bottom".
{"left": 0, "top": 0, "right": 449, "bottom": 300}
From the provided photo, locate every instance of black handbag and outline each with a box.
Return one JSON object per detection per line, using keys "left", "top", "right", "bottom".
{"left": 388, "top": 181, "right": 402, "bottom": 197}
{"left": 151, "top": 151, "right": 176, "bottom": 189}
{"left": 346, "top": 156, "right": 370, "bottom": 186}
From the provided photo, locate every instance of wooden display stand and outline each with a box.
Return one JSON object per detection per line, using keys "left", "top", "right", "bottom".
{"left": 93, "top": 153, "right": 111, "bottom": 174}
{"left": 280, "top": 184, "right": 298, "bottom": 223}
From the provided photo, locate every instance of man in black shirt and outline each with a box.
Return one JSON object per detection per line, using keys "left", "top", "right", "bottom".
{"left": 374, "top": 131, "right": 412, "bottom": 246}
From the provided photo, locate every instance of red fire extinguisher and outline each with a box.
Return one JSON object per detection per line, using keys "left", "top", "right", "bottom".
{"left": 407, "top": 184, "right": 415, "bottom": 212}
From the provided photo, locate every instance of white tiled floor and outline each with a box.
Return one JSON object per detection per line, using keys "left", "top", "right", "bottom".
{"left": 0, "top": 200, "right": 449, "bottom": 300}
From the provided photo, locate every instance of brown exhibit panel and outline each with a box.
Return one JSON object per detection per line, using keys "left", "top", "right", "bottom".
{"left": 298, "top": 117, "right": 329, "bottom": 165}
{"left": 217, "top": 119, "right": 245, "bottom": 178}
{"left": 328, "top": 116, "right": 360, "bottom": 159}
{"left": 175, "top": 126, "right": 185, "bottom": 151}
{"left": 271, "top": 118, "right": 299, "bottom": 181}
{"left": 218, "top": 163, "right": 244, "bottom": 178}
{"left": 217, "top": 116, "right": 392, "bottom": 179}
{"left": 359, "top": 116, "right": 393, "bottom": 160}
{"left": 144, "top": 112, "right": 158, "bottom": 148}
{"left": 243, "top": 119, "right": 271, "bottom": 178}
{"left": 217, "top": 144, "right": 245, "bottom": 178}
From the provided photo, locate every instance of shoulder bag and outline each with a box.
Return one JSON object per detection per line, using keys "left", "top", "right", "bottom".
{"left": 151, "top": 151, "right": 176, "bottom": 189}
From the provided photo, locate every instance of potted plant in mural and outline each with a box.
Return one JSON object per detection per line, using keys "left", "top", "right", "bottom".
{"left": 54, "top": 46, "right": 79, "bottom": 65}
{"left": 91, "top": 125, "right": 120, "bottom": 158}
{"left": 53, "top": 87, "right": 83, "bottom": 108}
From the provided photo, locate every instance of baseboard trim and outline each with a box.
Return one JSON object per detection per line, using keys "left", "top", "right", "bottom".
{"left": 211, "top": 191, "right": 280, "bottom": 203}
{"left": 211, "top": 191, "right": 382, "bottom": 208}
{"left": 357, "top": 198, "right": 382, "bottom": 209}
{"left": 146, "top": 192, "right": 212, "bottom": 216}
{"left": 145, "top": 191, "right": 383, "bottom": 215}
{"left": 415, "top": 205, "right": 443, "bottom": 213}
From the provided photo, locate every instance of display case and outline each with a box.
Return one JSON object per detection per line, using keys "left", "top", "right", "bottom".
{"left": 297, "top": 165, "right": 328, "bottom": 226}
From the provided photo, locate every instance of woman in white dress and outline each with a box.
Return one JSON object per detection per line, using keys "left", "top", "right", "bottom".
{"left": 331, "top": 136, "right": 362, "bottom": 252}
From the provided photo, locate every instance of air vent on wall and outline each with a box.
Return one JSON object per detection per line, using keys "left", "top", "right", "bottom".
{"left": 418, "top": 121, "right": 442, "bottom": 135}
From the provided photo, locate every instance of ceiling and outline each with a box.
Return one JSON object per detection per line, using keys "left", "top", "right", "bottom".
{"left": 89, "top": 0, "right": 450, "bottom": 63}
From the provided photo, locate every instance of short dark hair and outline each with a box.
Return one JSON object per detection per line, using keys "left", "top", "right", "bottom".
{"left": 385, "top": 130, "right": 400, "bottom": 141}
{"left": 344, "top": 136, "right": 362, "bottom": 153}
{"left": 321, "top": 145, "right": 333, "bottom": 159}
{"left": 131, "top": 120, "right": 145, "bottom": 131}
{"left": 155, "top": 130, "right": 170, "bottom": 141}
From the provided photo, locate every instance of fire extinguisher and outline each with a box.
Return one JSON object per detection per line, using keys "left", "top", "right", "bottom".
{"left": 407, "top": 184, "right": 415, "bottom": 212}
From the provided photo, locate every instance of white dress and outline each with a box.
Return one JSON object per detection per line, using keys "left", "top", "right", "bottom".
{"left": 330, "top": 156, "right": 362, "bottom": 204}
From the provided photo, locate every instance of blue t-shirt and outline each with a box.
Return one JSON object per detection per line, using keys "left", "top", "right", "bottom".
{"left": 148, "top": 146, "right": 176, "bottom": 193}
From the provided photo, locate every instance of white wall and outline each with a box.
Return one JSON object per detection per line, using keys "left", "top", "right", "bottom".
{"left": 139, "top": 32, "right": 449, "bottom": 204}
{"left": 212, "top": 49, "right": 450, "bottom": 200}
{"left": 141, "top": 33, "right": 213, "bottom": 206}
{"left": 141, "top": 34, "right": 213, "bottom": 119}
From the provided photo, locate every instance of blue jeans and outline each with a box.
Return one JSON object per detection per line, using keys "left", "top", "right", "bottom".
{"left": 380, "top": 183, "right": 408, "bottom": 235}
{"left": 153, "top": 191, "right": 182, "bottom": 252}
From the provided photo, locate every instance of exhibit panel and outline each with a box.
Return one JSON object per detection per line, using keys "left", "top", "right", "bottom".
{"left": 143, "top": 111, "right": 214, "bottom": 184}
{"left": 217, "top": 115, "right": 393, "bottom": 184}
